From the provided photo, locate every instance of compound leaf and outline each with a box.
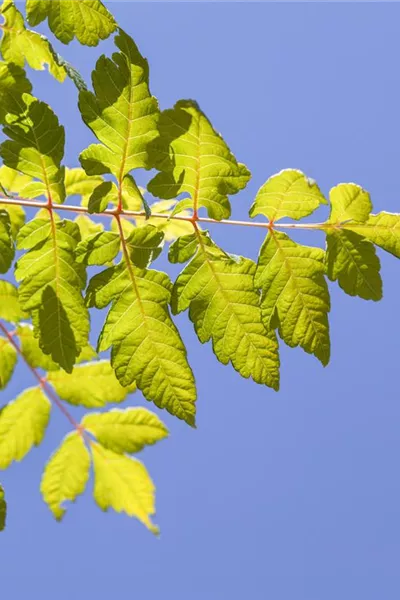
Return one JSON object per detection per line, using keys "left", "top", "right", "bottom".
{"left": 82, "top": 408, "right": 168, "bottom": 454}
{"left": 255, "top": 230, "right": 330, "bottom": 365}
{"left": 26, "top": 0, "right": 117, "bottom": 47}
{"left": 249, "top": 169, "right": 327, "bottom": 222}
{"left": 171, "top": 232, "right": 280, "bottom": 389}
{"left": 0, "top": 0, "right": 67, "bottom": 82}
{"left": 0, "top": 386, "right": 50, "bottom": 469}
{"left": 17, "top": 324, "right": 60, "bottom": 371}
{"left": 148, "top": 100, "right": 250, "bottom": 220}
{"left": 47, "top": 360, "right": 135, "bottom": 408}
{"left": 15, "top": 219, "right": 89, "bottom": 372}
{"left": 0, "top": 336, "right": 17, "bottom": 389}
{"left": 92, "top": 443, "right": 158, "bottom": 534}
{"left": 41, "top": 431, "right": 90, "bottom": 520}
{"left": 86, "top": 227, "right": 197, "bottom": 426}
{"left": 76, "top": 231, "right": 121, "bottom": 266}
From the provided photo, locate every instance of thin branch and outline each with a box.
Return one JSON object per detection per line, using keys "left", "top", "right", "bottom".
{"left": 0, "top": 194, "right": 331, "bottom": 231}
{"left": 0, "top": 322, "right": 83, "bottom": 433}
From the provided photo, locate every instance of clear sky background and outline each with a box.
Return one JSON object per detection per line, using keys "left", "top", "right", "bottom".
{"left": 2, "top": 2, "right": 400, "bottom": 598}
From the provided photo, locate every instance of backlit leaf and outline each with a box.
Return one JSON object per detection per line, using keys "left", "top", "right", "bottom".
{"left": 328, "top": 183, "right": 372, "bottom": 224}
{"left": 0, "top": 0, "right": 66, "bottom": 82}
{"left": 79, "top": 29, "right": 159, "bottom": 205}
{"left": 82, "top": 408, "right": 168, "bottom": 454}
{"left": 26, "top": 0, "right": 117, "bottom": 47}
{"left": 0, "top": 336, "right": 17, "bottom": 389}
{"left": 65, "top": 167, "right": 103, "bottom": 205}
{"left": 345, "top": 212, "right": 400, "bottom": 259}
{"left": 17, "top": 324, "right": 61, "bottom": 371}
{"left": 0, "top": 280, "right": 26, "bottom": 323}
{"left": 0, "top": 94, "right": 66, "bottom": 204}
{"left": 0, "top": 387, "right": 50, "bottom": 469}
{"left": 47, "top": 360, "right": 135, "bottom": 408}
{"left": 148, "top": 100, "right": 250, "bottom": 220}
{"left": 0, "top": 209, "right": 13, "bottom": 273}
{"left": 249, "top": 169, "right": 327, "bottom": 222}
{"left": 41, "top": 431, "right": 90, "bottom": 520}
{"left": 171, "top": 232, "right": 280, "bottom": 389}
{"left": 76, "top": 231, "right": 121, "bottom": 266}
{"left": 86, "top": 227, "right": 197, "bottom": 425}
{"left": 92, "top": 443, "right": 158, "bottom": 534}
{"left": 15, "top": 219, "right": 89, "bottom": 372}
{"left": 255, "top": 230, "right": 330, "bottom": 365}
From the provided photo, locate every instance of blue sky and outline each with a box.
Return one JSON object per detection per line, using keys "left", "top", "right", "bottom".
{"left": 2, "top": 2, "right": 400, "bottom": 598}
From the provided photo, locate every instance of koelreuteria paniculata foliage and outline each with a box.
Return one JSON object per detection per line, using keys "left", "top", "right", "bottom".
{"left": 0, "top": 0, "right": 399, "bottom": 535}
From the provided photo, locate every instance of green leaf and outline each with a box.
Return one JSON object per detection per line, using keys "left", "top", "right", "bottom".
{"left": 0, "top": 0, "right": 66, "bottom": 82}
{"left": 79, "top": 29, "right": 159, "bottom": 209}
{"left": 328, "top": 183, "right": 372, "bottom": 223}
{"left": 47, "top": 360, "right": 135, "bottom": 408}
{"left": 125, "top": 224, "right": 164, "bottom": 268}
{"left": 0, "top": 209, "right": 14, "bottom": 273}
{"left": 15, "top": 219, "right": 89, "bottom": 372}
{"left": 0, "top": 336, "right": 17, "bottom": 389}
{"left": 345, "top": 212, "right": 400, "bottom": 259}
{"left": 0, "top": 203, "right": 25, "bottom": 239}
{"left": 148, "top": 100, "right": 250, "bottom": 220}
{"left": 0, "top": 93, "right": 66, "bottom": 204}
{"left": 0, "top": 483, "right": 6, "bottom": 531}
{"left": 0, "top": 280, "right": 26, "bottom": 323}
{"left": 74, "top": 215, "right": 103, "bottom": 240}
{"left": 92, "top": 443, "right": 158, "bottom": 534}
{"left": 41, "top": 431, "right": 90, "bottom": 520}
{"left": 87, "top": 181, "right": 117, "bottom": 214}
{"left": 255, "top": 231, "right": 330, "bottom": 365}
{"left": 171, "top": 232, "right": 280, "bottom": 389}
{"left": 76, "top": 231, "right": 121, "bottom": 266}
{"left": 82, "top": 408, "right": 168, "bottom": 454}
{"left": 86, "top": 256, "right": 197, "bottom": 426}
{"left": 17, "top": 324, "right": 60, "bottom": 371}
{"left": 0, "top": 386, "right": 51, "bottom": 469}
{"left": 0, "top": 61, "right": 32, "bottom": 124}
{"left": 138, "top": 199, "right": 193, "bottom": 242}
{"left": 249, "top": 169, "right": 327, "bottom": 222}
{"left": 64, "top": 167, "right": 103, "bottom": 205}
{"left": 326, "top": 230, "right": 382, "bottom": 301}
{"left": 26, "top": 0, "right": 117, "bottom": 47}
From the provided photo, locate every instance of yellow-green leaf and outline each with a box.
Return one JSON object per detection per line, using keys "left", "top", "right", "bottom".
{"left": 76, "top": 231, "right": 121, "bottom": 266}
{"left": 15, "top": 219, "right": 89, "bottom": 372}
{"left": 148, "top": 100, "right": 250, "bottom": 220}
{"left": 79, "top": 30, "right": 159, "bottom": 194}
{"left": 0, "top": 280, "right": 25, "bottom": 323}
{"left": 0, "top": 387, "right": 50, "bottom": 469}
{"left": 26, "top": 0, "right": 117, "bottom": 47}
{"left": 82, "top": 408, "right": 168, "bottom": 454}
{"left": 65, "top": 167, "right": 103, "bottom": 205}
{"left": 0, "top": 209, "right": 14, "bottom": 273}
{"left": 325, "top": 229, "right": 382, "bottom": 301}
{"left": 249, "top": 169, "right": 327, "bottom": 222}
{"left": 74, "top": 215, "right": 103, "bottom": 240}
{"left": 255, "top": 230, "right": 330, "bottom": 365}
{"left": 328, "top": 183, "right": 372, "bottom": 224}
{"left": 86, "top": 229, "right": 197, "bottom": 425}
{"left": 0, "top": 336, "right": 17, "bottom": 389}
{"left": 171, "top": 232, "right": 280, "bottom": 389}
{"left": 0, "top": 0, "right": 66, "bottom": 82}
{"left": 47, "top": 360, "right": 135, "bottom": 408}
{"left": 345, "top": 212, "right": 400, "bottom": 259}
{"left": 0, "top": 94, "right": 65, "bottom": 204}
{"left": 92, "top": 443, "right": 158, "bottom": 534}
{"left": 41, "top": 431, "right": 90, "bottom": 520}
{"left": 17, "top": 324, "right": 60, "bottom": 371}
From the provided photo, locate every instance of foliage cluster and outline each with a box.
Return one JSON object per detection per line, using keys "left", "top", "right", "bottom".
{"left": 0, "top": 0, "right": 399, "bottom": 534}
